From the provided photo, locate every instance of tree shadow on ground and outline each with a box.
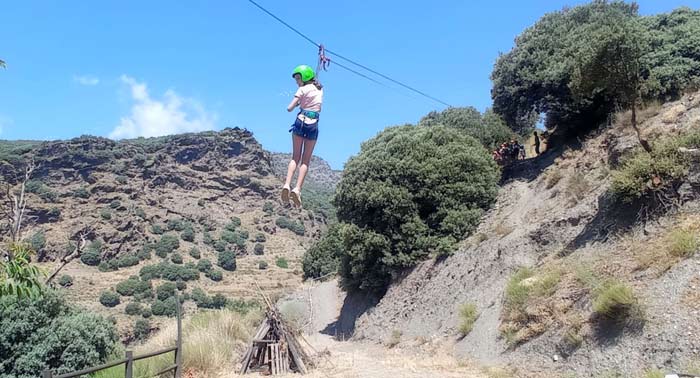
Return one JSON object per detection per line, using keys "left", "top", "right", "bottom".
{"left": 320, "top": 290, "right": 379, "bottom": 341}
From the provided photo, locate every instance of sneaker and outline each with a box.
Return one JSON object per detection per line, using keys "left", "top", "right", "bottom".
{"left": 290, "top": 188, "right": 302, "bottom": 208}
{"left": 281, "top": 186, "right": 290, "bottom": 204}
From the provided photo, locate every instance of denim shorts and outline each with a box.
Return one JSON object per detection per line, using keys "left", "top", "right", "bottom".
{"left": 290, "top": 117, "right": 319, "bottom": 141}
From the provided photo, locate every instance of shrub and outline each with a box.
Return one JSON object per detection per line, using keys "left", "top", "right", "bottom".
{"left": 99, "top": 291, "right": 120, "bottom": 307}
{"left": 155, "top": 234, "right": 180, "bottom": 255}
{"left": 116, "top": 279, "right": 141, "bottom": 296}
{"left": 191, "top": 288, "right": 211, "bottom": 308}
{"left": 151, "top": 224, "right": 165, "bottom": 235}
{"left": 155, "top": 248, "right": 167, "bottom": 259}
{"left": 211, "top": 294, "right": 227, "bottom": 309}
{"left": 254, "top": 243, "right": 265, "bottom": 255}
{"left": 203, "top": 231, "right": 214, "bottom": 245}
{"left": 668, "top": 228, "right": 699, "bottom": 258}
{"left": 197, "top": 259, "right": 213, "bottom": 273}
{"left": 176, "top": 280, "right": 187, "bottom": 291}
{"left": 263, "top": 201, "right": 274, "bottom": 214}
{"left": 593, "top": 281, "right": 643, "bottom": 323}
{"left": 156, "top": 282, "right": 177, "bottom": 301}
{"left": 141, "top": 308, "right": 152, "bottom": 319}
{"left": 227, "top": 298, "right": 261, "bottom": 315}
{"left": 275, "top": 257, "right": 289, "bottom": 269}
{"left": 100, "top": 209, "right": 112, "bottom": 220}
{"left": 190, "top": 288, "right": 227, "bottom": 309}
{"left": 611, "top": 131, "right": 700, "bottom": 202}
{"left": 170, "top": 253, "right": 183, "bottom": 264}
{"left": 207, "top": 269, "right": 223, "bottom": 282}
{"left": 125, "top": 302, "right": 143, "bottom": 316}
{"left": 181, "top": 227, "right": 195, "bottom": 242}
{"left": 276, "top": 217, "right": 305, "bottom": 236}
{"left": 458, "top": 303, "right": 479, "bottom": 337}
{"left": 221, "top": 230, "right": 238, "bottom": 244}
{"left": 151, "top": 297, "right": 178, "bottom": 317}
{"left": 167, "top": 218, "right": 186, "bottom": 232}
{"left": 0, "top": 291, "right": 118, "bottom": 378}
{"left": 214, "top": 239, "right": 228, "bottom": 253}
{"left": 160, "top": 263, "right": 199, "bottom": 282}
{"left": 302, "top": 223, "right": 342, "bottom": 279}
{"left": 116, "top": 176, "right": 128, "bottom": 185}
{"left": 80, "top": 249, "right": 101, "bottom": 266}
{"left": 98, "top": 260, "right": 118, "bottom": 272}
{"left": 133, "top": 319, "right": 150, "bottom": 340}
{"left": 255, "top": 233, "right": 266, "bottom": 243}
{"left": 218, "top": 250, "right": 237, "bottom": 271}
{"left": 189, "top": 247, "right": 201, "bottom": 259}
{"left": 117, "top": 255, "right": 140, "bottom": 268}
{"left": 334, "top": 125, "right": 499, "bottom": 293}
{"left": 73, "top": 187, "right": 91, "bottom": 198}
{"left": 137, "top": 246, "right": 152, "bottom": 261}
{"left": 504, "top": 268, "right": 535, "bottom": 313}
{"left": 139, "top": 264, "right": 162, "bottom": 280}
{"left": 58, "top": 274, "right": 73, "bottom": 287}
{"left": 134, "top": 207, "right": 147, "bottom": 219}
{"left": 258, "top": 261, "right": 269, "bottom": 270}
{"left": 28, "top": 231, "right": 46, "bottom": 255}
{"left": 109, "top": 199, "right": 121, "bottom": 209}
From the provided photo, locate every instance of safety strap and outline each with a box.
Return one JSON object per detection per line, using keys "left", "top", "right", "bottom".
{"left": 315, "top": 44, "right": 331, "bottom": 81}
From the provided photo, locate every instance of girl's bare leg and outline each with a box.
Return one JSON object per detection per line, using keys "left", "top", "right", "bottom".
{"left": 293, "top": 138, "right": 317, "bottom": 192}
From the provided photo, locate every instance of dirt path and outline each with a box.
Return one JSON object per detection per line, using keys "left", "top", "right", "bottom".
{"left": 232, "top": 280, "right": 487, "bottom": 378}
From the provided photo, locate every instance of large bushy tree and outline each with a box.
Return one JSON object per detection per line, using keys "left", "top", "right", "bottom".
{"left": 0, "top": 291, "right": 118, "bottom": 378}
{"left": 491, "top": 1, "right": 700, "bottom": 135}
{"left": 329, "top": 125, "right": 499, "bottom": 293}
{"left": 418, "top": 107, "right": 514, "bottom": 149}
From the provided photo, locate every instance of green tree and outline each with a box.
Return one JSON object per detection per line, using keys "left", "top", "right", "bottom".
{"left": 0, "top": 244, "right": 44, "bottom": 298}
{"left": 302, "top": 223, "right": 343, "bottom": 279}
{"left": 419, "top": 107, "right": 513, "bottom": 150}
{"left": 569, "top": 5, "right": 652, "bottom": 151}
{"left": 333, "top": 125, "right": 499, "bottom": 293}
{"left": 490, "top": 1, "right": 639, "bottom": 133}
{"left": 0, "top": 291, "right": 118, "bottom": 378}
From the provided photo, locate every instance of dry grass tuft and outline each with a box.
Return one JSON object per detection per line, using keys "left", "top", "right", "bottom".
{"left": 457, "top": 303, "right": 479, "bottom": 337}
{"left": 494, "top": 222, "right": 515, "bottom": 238}
{"left": 386, "top": 329, "right": 402, "bottom": 348}
{"left": 564, "top": 174, "right": 590, "bottom": 206}
{"left": 545, "top": 169, "right": 564, "bottom": 189}
{"left": 140, "top": 309, "right": 261, "bottom": 376}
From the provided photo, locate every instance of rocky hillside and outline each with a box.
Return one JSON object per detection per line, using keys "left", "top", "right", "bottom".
{"left": 0, "top": 128, "right": 336, "bottom": 339}
{"left": 350, "top": 93, "right": 700, "bottom": 377}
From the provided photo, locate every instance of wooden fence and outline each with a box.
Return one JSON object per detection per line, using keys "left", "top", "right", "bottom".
{"left": 42, "top": 296, "right": 183, "bottom": 378}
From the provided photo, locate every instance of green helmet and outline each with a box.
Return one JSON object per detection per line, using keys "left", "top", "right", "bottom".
{"left": 292, "top": 65, "right": 315, "bottom": 82}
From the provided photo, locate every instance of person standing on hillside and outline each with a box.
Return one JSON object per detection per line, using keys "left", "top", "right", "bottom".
{"left": 281, "top": 65, "right": 324, "bottom": 208}
{"left": 533, "top": 131, "right": 541, "bottom": 156}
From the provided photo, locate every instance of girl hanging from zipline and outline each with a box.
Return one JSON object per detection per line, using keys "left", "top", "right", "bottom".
{"left": 281, "top": 64, "right": 323, "bottom": 208}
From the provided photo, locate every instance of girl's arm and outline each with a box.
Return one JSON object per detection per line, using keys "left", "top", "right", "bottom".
{"left": 287, "top": 97, "right": 300, "bottom": 112}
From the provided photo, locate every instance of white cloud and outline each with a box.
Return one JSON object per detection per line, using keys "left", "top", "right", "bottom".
{"left": 73, "top": 75, "right": 100, "bottom": 86}
{"left": 109, "top": 75, "right": 217, "bottom": 139}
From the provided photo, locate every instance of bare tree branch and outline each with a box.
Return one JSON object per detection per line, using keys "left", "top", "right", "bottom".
{"left": 45, "top": 229, "right": 90, "bottom": 285}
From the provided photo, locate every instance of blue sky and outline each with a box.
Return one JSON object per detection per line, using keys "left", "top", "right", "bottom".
{"left": 1, "top": 1, "right": 698, "bottom": 169}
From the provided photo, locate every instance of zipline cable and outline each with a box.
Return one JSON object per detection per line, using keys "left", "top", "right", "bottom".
{"left": 247, "top": 0, "right": 452, "bottom": 107}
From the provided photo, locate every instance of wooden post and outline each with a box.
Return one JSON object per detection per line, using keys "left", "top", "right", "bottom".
{"left": 42, "top": 370, "right": 52, "bottom": 378}
{"left": 174, "top": 295, "right": 183, "bottom": 378}
{"left": 125, "top": 350, "right": 133, "bottom": 378}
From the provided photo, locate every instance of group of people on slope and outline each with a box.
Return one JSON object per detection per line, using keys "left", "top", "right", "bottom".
{"left": 492, "top": 131, "right": 546, "bottom": 166}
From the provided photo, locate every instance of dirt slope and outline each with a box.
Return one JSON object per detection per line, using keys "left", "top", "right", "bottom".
{"left": 350, "top": 93, "right": 700, "bottom": 377}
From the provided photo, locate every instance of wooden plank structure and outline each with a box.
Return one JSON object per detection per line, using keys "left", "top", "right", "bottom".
{"left": 240, "top": 285, "right": 312, "bottom": 375}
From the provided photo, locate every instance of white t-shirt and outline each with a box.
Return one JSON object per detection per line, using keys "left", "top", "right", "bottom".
{"left": 295, "top": 84, "right": 323, "bottom": 112}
